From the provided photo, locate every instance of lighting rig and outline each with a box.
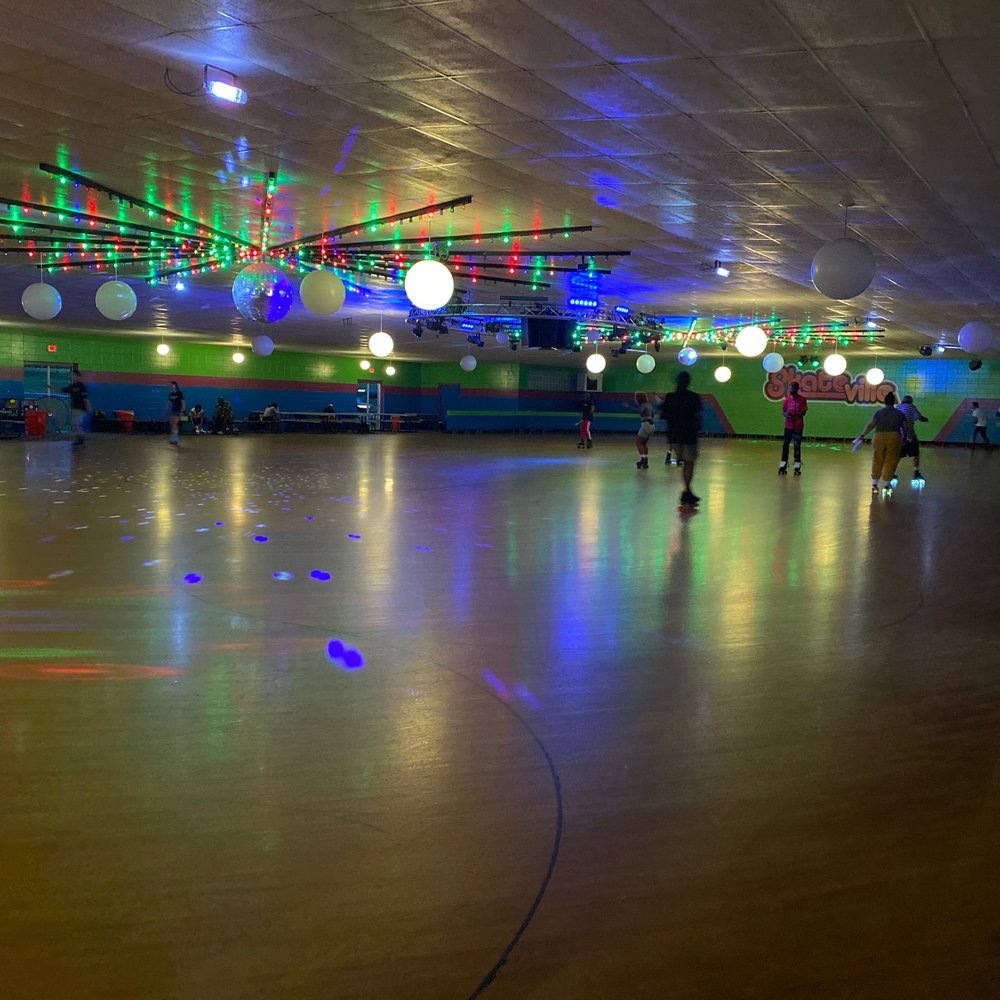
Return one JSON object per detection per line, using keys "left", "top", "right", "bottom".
{"left": 0, "top": 164, "right": 627, "bottom": 298}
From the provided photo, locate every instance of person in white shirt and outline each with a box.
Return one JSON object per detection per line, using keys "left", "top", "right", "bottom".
{"left": 896, "top": 395, "right": 929, "bottom": 481}
{"left": 971, "top": 402, "right": 991, "bottom": 450}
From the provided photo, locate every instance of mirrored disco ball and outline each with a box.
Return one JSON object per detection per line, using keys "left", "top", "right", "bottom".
{"left": 232, "top": 263, "right": 295, "bottom": 323}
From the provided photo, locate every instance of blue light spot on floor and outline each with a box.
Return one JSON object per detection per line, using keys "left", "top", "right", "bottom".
{"left": 272, "top": 571, "right": 294, "bottom": 581}
{"left": 327, "top": 639, "right": 364, "bottom": 670}
{"left": 120, "top": 536, "right": 133, "bottom": 542}
{"left": 304, "top": 516, "right": 314, "bottom": 521}
{"left": 183, "top": 573, "right": 202, "bottom": 584}
{"left": 310, "top": 570, "right": 331, "bottom": 581}
{"left": 254, "top": 535, "right": 268, "bottom": 543}
{"left": 215, "top": 522, "right": 224, "bottom": 526}
{"left": 347, "top": 533, "right": 361, "bottom": 540}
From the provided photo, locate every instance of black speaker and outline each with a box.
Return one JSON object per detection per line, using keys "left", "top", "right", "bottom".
{"left": 969, "top": 358, "right": 982, "bottom": 371}
{"left": 521, "top": 318, "right": 573, "bottom": 349}
{"left": 918, "top": 345, "right": 932, "bottom": 357}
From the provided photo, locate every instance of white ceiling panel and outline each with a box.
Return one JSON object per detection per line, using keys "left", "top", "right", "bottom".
{"left": 717, "top": 52, "right": 851, "bottom": 110}
{"left": 621, "top": 59, "right": 758, "bottom": 114}
{"left": 519, "top": 0, "right": 695, "bottom": 62}
{"left": 768, "top": 0, "right": 923, "bottom": 47}
{"left": 641, "top": 0, "right": 803, "bottom": 55}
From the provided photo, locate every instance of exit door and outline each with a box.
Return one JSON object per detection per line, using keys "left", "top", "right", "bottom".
{"left": 24, "top": 361, "right": 72, "bottom": 434}
{"left": 356, "top": 380, "right": 382, "bottom": 430}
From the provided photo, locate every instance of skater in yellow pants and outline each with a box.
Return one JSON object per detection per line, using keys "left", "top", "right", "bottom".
{"left": 852, "top": 391, "right": 912, "bottom": 495}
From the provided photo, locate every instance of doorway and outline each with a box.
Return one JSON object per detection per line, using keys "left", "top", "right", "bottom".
{"left": 356, "top": 380, "right": 382, "bottom": 430}
{"left": 23, "top": 361, "right": 73, "bottom": 434}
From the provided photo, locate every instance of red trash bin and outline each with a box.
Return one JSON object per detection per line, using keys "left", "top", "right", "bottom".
{"left": 115, "top": 410, "right": 135, "bottom": 433}
{"left": 25, "top": 410, "right": 47, "bottom": 437}
{"left": 390, "top": 414, "right": 402, "bottom": 432}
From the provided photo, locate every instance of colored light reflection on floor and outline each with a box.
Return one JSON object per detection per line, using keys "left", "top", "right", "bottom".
{"left": 326, "top": 639, "right": 364, "bottom": 670}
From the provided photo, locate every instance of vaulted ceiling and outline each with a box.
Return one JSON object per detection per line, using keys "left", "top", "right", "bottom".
{"left": 2, "top": 0, "right": 1000, "bottom": 362}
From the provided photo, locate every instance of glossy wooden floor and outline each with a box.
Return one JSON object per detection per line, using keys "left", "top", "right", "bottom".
{"left": 1, "top": 432, "right": 998, "bottom": 999}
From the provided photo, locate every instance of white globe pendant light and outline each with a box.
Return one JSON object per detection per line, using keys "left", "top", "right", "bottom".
{"left": 865, "top": 366, "right": 884, "bottom": 386}
{"left": 459, "top": 354, "right": 477, "bottom": 372}
{"left": 22, "top": 282, "right": 62, "bottom": 321}
{"left": 761, "top": 351, "right": 784, "bottom": 373}
{"left": 232, "top": 351, "right": 245, "bottom": 364}
{"left": 735, "top": 324, "right": 767, "bottom": 357}
{"left": 404, "top": 259, "right": 454, "bottom": 310}
{"left": 636, "top": 353, "right": 655, "bottom": 374}
{"left": 677, "top": 346, "right": 698, "bottom": 366}
{"left": 96, "top": 279, "right": 137, "bottom": 321}
{"left": 299, "top": 269, "right": 346, "bottom": 316}
{"left": 252, "top": 334, "right": 275, "bottom": 357}
{"left": 823, "top": 352, "right": 847, "bottom": 376}
{"left": 368, "top": 330, "right": 394, "bottom": 358}
{"left": 957, "top": 321, "right": 995, "bottom": 355}
{"left": 586, "top": 352, "right": 606, "bottom": 374}
{"left": 714, "top": 365, "right": 732, "bottom": 383}
{"left": 156, "top": 342, "right": 170, "bottom": 356}
{"left": 810, "top": 238, "right": 875, "bottom": 300}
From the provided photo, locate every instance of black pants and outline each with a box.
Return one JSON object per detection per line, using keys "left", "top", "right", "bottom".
{"left": 972, "top": 426, "right": 990, "bottom": 447}
{"left": 781, "top": 427, "right": 802, "bottom": 463}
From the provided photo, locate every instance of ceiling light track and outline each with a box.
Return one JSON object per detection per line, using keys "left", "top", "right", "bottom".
{"left": 38, "top": 164, "right": 256, "bottom": 249}
{"left": 269, "top": 195, "right": 475, "bottom": 253}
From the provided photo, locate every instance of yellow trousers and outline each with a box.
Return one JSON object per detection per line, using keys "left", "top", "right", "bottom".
{"left": 872, "top": 431, "right": 902, "bottom": 481}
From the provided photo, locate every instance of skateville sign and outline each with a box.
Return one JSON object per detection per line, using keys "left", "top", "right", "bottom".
{"left": 763, "top": 365, "right": 898, "bottom": 404}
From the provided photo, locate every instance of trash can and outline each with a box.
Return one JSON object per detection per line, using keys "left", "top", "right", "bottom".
{"left": 390, "top": 414, "right": 402, "bottom": 432}
{"left": 25, "top": 410, "right": 47, "bottom": 437}
{"left": 115, "top": 410, "right": 135, "bottom": 433}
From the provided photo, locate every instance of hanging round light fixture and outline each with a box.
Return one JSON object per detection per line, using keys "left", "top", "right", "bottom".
{"left": 761, "top": 351, "right": 784, "bottom": 373}
{"left": 957, "top": 321, "right": 995, "bottom": 355}
{"left": 810, "top": 238, "right": 875, "bottom": 300}
{"left": 156, "top": 342, "right": 170, "bottom": 356}
{"left": 636, "top": 353, "right": 655, "bottom": 374}
{"left": 823, "top": 352, "right": 847, "bottom": 376}
{"left": 385, "top": 365, "right": 396, "bottom": 376}
{"left": 714, "top": 365, "right": 732, "bottom": 383}
{"left": 735, "top": 325, "right": 767, "bottom": 357}
{"left": 459, "top": 354, "right": 477, "bottom": 372}
{"left": 22, "top": 281, "right": 62, "bottom": 321}
{"left": 232, "top": 351, "right": 245, "bottom": 364}
{"left": 368, "top": 330, "right": 394, "bottom": 358}
{"left": 404, "top": 259, "right": 454, "bottom": 310}
{"left": 252, "top": 334, "right": 275, "bottom": 357}
{"left": 299, "top": 269, "right": 345, "bottom": 316}
{"left": 677, "top": 346, "right": 698, "bottom": 366}
{"left": 586, "top": 351, "right": 606, "bottom": 374}
{"left": 96, "top": 279, "right": 138, "bottom": 321}
{"left": 865, "top": 366, "right": 884, "bottom": 386}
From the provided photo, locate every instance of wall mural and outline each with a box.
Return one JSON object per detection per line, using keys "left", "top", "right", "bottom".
{"left": 762, "top": 365, "right": 897, "bottom": 405}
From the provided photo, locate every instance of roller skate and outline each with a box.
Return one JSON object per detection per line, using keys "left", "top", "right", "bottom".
{"left": 636, "top": 456, "right": 648, "bottom": 470}
{"left": 678, "top": 489, "right": 700, "bottom": 514}
{"left": 778, "top": 461, "right": 788, "bottom": 475}
{"left": 793, "top": 462, "right": 802, "bottom": 476}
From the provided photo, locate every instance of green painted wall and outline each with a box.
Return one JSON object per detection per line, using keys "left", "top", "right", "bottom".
{"left": 603, "top": 355, "right": 999, "bottom": 440}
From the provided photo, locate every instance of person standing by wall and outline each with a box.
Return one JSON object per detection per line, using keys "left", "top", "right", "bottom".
{"left": 661, "top": 371, "right": 703, "bottom": 507}
{"left": 778, "top": 380, "right": 808, "bottom": 476}
{"left": 62, "top": 365, "right": 90, "bottom": 448}
{"left": 634, "top": 391, "right": 655, "bottom": 469}
{"left": 577, "top": 393, "right": 595, "bottom": 449}
{"left": 853, "top": 391, "right": 911, "bottom": 496}
{"left": 167, "top": 381, "right": 184, "bottom": 446}
{"left": 896, "top": 394, "right": 930, "bottom": 481}
{"left": 971, "top": 402, "right": 991, "bottom": 450}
